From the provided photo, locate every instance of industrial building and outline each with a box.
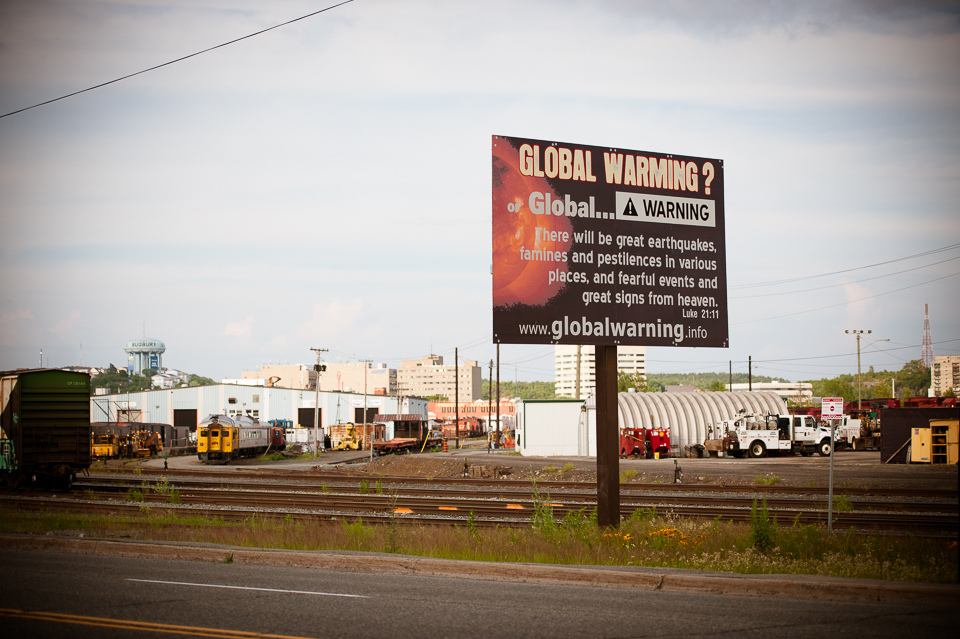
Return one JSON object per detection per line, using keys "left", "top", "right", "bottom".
{"left": 515, "top": 391, "right": 787, "bottom": 457}
{"left": 89, "top": 383, "right": 427, "bottom": 438}
{"left": 554, "top": 345, "right": 646, "bottom": 398}
{"left": 319, "top": 362, "right": 397, "bottom": 395}
{"left": 396, "top": 355, "right": 481, "bottom": 402}
{"left": 727, "top": 381, "right": 813, "bottom": 403}
{"left": 931, "top": 355, "right": 960, "bottom": 397}
{"left": 235, "top": 364, "right": 316, "bottom": 390}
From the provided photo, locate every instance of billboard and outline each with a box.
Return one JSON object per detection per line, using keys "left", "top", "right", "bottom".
{"left": 493, "top": 135, "right": 727, "bottom": 347}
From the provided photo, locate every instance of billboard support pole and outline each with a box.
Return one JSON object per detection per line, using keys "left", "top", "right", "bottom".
{"left": 595, "top": 345, "right": 620, "bottom": 528}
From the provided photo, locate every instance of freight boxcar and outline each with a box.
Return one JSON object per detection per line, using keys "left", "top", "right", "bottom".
{"left": 0, "top": 368, "right": 91, "bottom": 489}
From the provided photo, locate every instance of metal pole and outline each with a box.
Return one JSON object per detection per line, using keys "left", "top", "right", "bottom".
{"left": 455, "top": 347, "right": 459, "bottom": 447}
{"left": 496, "top": 343, "right": 501, "bottom": 445}
{"left": 595, "top": 345, "right": 620, "bottom": 528}
{"left": 748, "top": 355, "right": 752, "bottom": 391}
{"left": 488, "top": 359, "right": 493, "bottom": 450}
{"left": 828, "top": 418, "right": 835, "bottom": 533}
{"left": 310, "top": 347, "right": 327, "bottom": 456}
{"left": 363, "top": 359, "right": 372, "bottom": 463}
{"left": 575, "top": 345, "right": 582, "bottom": 399}
{"left": 857, "top": 331, "right": 863, "bottom": 412}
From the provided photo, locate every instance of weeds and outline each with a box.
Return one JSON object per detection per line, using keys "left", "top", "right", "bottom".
{"left": 620, "top": 470, "right": 638, "bottom": 482}
{"left": 750, "top": 497, "right": 777, "bottom": 553}
{"left": 754, "top": 474, "right": 781, "bottom": 486}
{"left": 1, "top": 495, "right": 954, "bottom": 585}
{"left": 833, "top": 495, "right": 853, "bottom": 512}
{"left": 358, "top": 480, "right": 369, "bottom": 494}
{"left": 561, "top": 463, "right": 574, "bottom": 473}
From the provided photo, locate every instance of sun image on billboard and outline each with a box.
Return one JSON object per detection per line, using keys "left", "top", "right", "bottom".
{"left": 493, "top": 135, "right": 728, "bottom": 348}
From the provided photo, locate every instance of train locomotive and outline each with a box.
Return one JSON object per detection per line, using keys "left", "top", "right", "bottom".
{"left": 1, "top": 368, "right": 91, "bottom": 490}
{"left": 196, "top": 414, "right": 272, "bottom": 464}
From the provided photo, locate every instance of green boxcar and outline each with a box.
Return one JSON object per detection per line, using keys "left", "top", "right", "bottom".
{"left": 0, "top": 368, "right": 91, "bottom": 489}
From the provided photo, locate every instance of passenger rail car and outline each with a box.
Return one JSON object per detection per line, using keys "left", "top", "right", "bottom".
{"left": 197, "top": 415, "right": 270, "bottom": 464}
{"left": 1, "top": 368, "right": 91, "bottom": 490}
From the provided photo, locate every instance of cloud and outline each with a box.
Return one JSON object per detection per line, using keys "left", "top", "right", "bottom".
{"left": 297, "top": 299, "right": 365, "bottom": 341}
{"left": 0, "top": 309, "right": 36, "bottom": 346}
{"left": 49, "top": 310, "right": 81, "bottom": 335}
{"left": 223, "top": 316, "right": 255, "bottom": 341}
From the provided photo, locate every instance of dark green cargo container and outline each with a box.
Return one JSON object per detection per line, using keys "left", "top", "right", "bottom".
{"left": 0, "top": 368, "right": 91, "bottom": 489}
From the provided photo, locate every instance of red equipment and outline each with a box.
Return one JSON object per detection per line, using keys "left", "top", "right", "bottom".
{"left": 619, "top": 427, "right": 670, "bottom": 458}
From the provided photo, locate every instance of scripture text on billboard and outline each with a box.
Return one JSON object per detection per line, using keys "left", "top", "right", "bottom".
{"left": 493, "top": 135, "right": 728, "bottom": 347}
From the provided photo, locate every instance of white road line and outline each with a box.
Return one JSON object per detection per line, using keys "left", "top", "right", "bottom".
{"left": 127, "top": 578, "right": 369, "bottom": 598}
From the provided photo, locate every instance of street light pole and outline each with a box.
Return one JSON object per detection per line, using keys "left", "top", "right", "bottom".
{"left": 845, "top": 330, "right": 870, "bottom": 412}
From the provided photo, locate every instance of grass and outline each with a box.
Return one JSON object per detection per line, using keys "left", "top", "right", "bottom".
{"left": 754, "top": 474, "right": 781, "bottom": 486}
{"left": 2, "top": 504, "right": 954, "bottom": 584}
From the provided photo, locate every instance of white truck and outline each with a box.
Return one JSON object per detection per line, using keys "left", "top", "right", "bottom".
{"left": 707, "top": 413, "right": 833, "bottom": 458}
{"left": 829, "top": 414, "right": 881, "bottom": 451}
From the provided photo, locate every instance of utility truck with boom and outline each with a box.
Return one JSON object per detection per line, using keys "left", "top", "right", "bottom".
{"left": 705, "top": 412, "right": 833, "bottom": 458}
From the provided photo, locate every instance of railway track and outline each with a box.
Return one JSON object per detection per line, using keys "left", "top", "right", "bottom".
{"left": 73, "top": 478, "right": 957, "bottom": 515}
{"left": 95, "top": 468, "right": 957, "bottom": 499}
{"left": 2, "top": 472, "right": 956, "bottom": 535}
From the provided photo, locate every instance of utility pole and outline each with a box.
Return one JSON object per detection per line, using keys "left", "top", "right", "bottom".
{"left": 310, "top": 347, "right": 328, "bottom": 457}
{"left": 575, "top": 345, "right": 582, "bottom": 399}
{"left": 496, "top": 343, "right": 501, "bottom": 446}
{"left": 846, "top": 330, "right": 869, "bottom": 412}
{"left": 748, "top": 356, "right": 752, "bottom": 391}
{"left": 488, "top": 359, "right": 493, "bottom": 450}
{"left": 362, "top": 359, "right": 372, "bottom": 462}
{"left": 728, "top": 360, "right": 732, "bottom": 391}
{"left": 455, "top": 347, "right": 459, "bottom": 447}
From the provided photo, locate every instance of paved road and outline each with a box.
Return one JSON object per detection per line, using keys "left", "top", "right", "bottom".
{"left": 2, "top": 548, "right": 957, "bottom": 639}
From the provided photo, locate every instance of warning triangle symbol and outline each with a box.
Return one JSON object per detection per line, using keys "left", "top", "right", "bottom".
{"left": 622, "top": 198, "right": 638, "bottom": 217}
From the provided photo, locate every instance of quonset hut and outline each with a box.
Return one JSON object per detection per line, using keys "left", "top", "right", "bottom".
{"left": 517, "top": 391, "right": 788, "bottom": 457}
{"left": 614, "top": 390, "right": 788, "bottom": 455}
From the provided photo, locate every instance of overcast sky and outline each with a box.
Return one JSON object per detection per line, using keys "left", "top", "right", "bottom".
{"left": 1, "top": 0, "right": 958, "bottom": 384}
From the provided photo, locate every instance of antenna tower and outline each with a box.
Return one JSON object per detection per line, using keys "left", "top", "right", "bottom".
{"left": 921, "top": 303, "right": 934, "bottom": 369}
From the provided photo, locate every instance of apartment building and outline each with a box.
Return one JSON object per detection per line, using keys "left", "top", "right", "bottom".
{"left": 554, "top": 345, "right": 646, "bottom": 398}
{"left": 397, "top": 355, "right": 482, "bottom": 402}
{"left": 931, "top": 355, "right": 960, "bottom": 396}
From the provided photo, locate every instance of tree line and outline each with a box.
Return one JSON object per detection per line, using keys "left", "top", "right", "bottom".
{"left": 477, "top": 359, "right": 936, "bottom": 402}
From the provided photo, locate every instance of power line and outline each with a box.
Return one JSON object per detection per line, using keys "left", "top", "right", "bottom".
{"left": 731, "top": 271, "right": 959, "bottom": 326}
{"left": 0, "top": 1, "right": 355, "bottom": 120}
{"left": 730, "top": 242, "right": 960, "bottom": 290}
{"left": 731, "top": 255, "right": 960, "bottom": 299}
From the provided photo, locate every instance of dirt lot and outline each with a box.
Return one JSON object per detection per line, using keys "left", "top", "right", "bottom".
{"left": 357, "top": 449, "right": 959, "bottom": 490}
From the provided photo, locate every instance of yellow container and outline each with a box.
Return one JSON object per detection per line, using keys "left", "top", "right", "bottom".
{"left": 654, "top": 452, "right": 660, "bottom": 460}
{"left": 911, "top": 427, "right": 932, "bottom": 463}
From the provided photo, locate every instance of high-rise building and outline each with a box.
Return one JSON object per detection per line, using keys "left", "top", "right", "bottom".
{"left": 397, "top": 355, "right": 481, "bottom": 402}
{"left": 931, "top": 355, "right": 960, "bottom": 397}
{"left": 554, "top": 345, "right": 646, "bottom": 398}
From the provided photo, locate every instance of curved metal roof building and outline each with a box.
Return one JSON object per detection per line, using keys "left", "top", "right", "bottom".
{"left": 615, "top": 390, "right": 788, "bottom": 453}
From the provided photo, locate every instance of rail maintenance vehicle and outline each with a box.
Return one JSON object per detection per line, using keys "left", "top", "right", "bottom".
{"left": 706, "top": 412, "right": 833, "bottom": 458}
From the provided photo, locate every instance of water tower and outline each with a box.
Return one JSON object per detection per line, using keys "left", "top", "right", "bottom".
{"left": 125, "top": 339, "right": 165, "bottom": 375}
